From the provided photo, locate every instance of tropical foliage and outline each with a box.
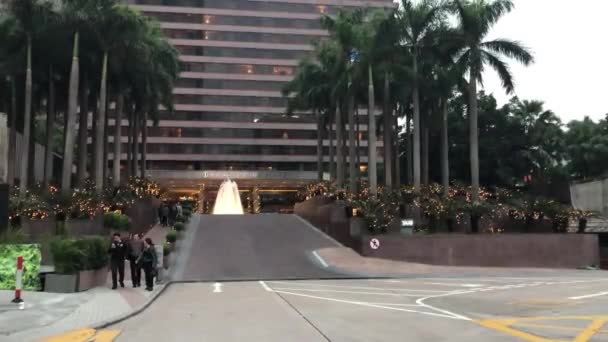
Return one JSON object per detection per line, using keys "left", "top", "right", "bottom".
{"left": 286, "top": 0, "right": 606, "bottom": 203}
{"left": 0, "top": 243, "right": 41, "bottom": 290}
{"left": 0, "top": 0, "right": 178, "bottom": 194}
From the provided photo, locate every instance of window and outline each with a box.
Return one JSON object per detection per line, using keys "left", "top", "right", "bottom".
{"left": 273, "top": 66, "right": 293, "bottom": 76}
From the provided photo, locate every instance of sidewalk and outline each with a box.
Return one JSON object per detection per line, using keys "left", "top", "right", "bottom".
{"left": 0, "top": 224, "right": 172, "bottom": 342}
{"left": 315, "top": 247, "right": 584, "bottom": 278}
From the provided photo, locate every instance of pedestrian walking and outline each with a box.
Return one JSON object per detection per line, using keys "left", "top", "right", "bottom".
{"left": 176, "top": 202, "right": 183, "bottom": 217}
{"left": 161, "top": 203, "right": 169, "bottom": 227}
{"left": 169, "top": 203, "right": 178, "bottom": 226}
{"left": 108, "top": 233, "right": 126, "bottom": 290}
{"left": 140, "top": 238, "right": 158, "bottom": 291}
{"left": 127, "top": 233, "right": 144, "bottom": 288}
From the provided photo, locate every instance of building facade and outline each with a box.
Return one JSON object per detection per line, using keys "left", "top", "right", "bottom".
{"left": 124, "top": 0, "right": 394, "bottom": 197}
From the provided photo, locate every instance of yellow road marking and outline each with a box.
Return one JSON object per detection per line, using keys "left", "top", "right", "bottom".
{"left": 478, "top": 319, "right": 554, "bottom": 342}
{"left": 513, "top": 322, "right": 608, "bottom": 334}
{"left": 85, "top": 330, "right": 121, "bottom": 342}
{"left": 574, "top": 318, "right": 607, "bottom": 342}
{"left": 40, "top": 329, "right": 97, "bottom": 342}
{"left": 39, "top": 329, "right": 121, "bottom": 342}
{"left": 477, "top": 316, "right": 608, "bottom": 342}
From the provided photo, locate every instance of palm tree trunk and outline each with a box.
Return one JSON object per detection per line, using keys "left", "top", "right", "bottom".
{"left": 133, "top": 109, "right": 140, "bottom": 178}
{"left": 95, "top": 51, "right": 108, "bottom": 193}
{"left": 140, "top": 111, "right": 147, "bottom": 178}
{"left": 112, "top": 93, "right": 124, "bottom": 187}
{"left": 328, "top": 111, "right": 335, "bottom": 181}
{"left": 43, "top": 65, "right": 56, "bottom": 188}
{"left": 126, "top": 105, "right": 132, "bottom": 179}
{"left": 383, "top": 70, "right": 392, "bottom": 188}
{"left": 28, "top": 112, "right": 35, "bottom": 186}
{"left": 347, "top": 86, "right": 357, "bottom": 192}
{"left": 412, "top": 52, "right": 421, "bottom": 191}
{"left": 7, "top": 78, "right": 16, "bottom": 185}
{"left": 405, "top": 111, "right": 412, "bottom": 185}
{"left": 335, "top": 101, "right": 345, "bottom": 188}
{"left": 103, "top": 100, "right": 109, "bottom": 183}
{"left": 422, "top": 125, "right": 429, "bottom": 185}
{"left": 367, "top": 65, "right": 377, "bottom": 195}
{"left": 393, "top": 106, "right": 401, "bottom": 188}
{"left": 76, "top": 75, "right": 89, "bottom": 185}
{"left": 441, "top": 98, "right": 449, "bottom": 196}
{"left": 469, "top": 72, "right": 480, "bottom": 201}
{"left": 356, "top": 107, "right": 360, "bottom": 167}
{"left": 315, "top": 110, "right": 323, "bottom": 182}
{"left": 19, "top": 37, "right": 33, "bottom": 197}
{"left": 61, "top": 32, "right": 80, "bottom": 195}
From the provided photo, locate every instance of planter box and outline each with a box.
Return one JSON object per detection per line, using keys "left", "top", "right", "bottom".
{"left": 45, "top": 268, "right": 107, "bottom": 293}
{"left": 66, "top": 215, "right": 104, "bottom": 236}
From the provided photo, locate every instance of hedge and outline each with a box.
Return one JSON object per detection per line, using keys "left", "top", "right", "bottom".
{"left": 0, "top": 244, "right": 41, "bottom": 290}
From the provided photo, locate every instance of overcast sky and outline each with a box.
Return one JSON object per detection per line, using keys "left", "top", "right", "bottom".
{"left": 481, "top": 0, "right": 608, "bottom": 123}
{"left": 399, "top": 0, "right": 608, "bottom": 123}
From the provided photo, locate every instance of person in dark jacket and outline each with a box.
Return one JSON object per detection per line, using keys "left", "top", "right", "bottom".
{"left": 161, "top": 204, "right": 169, "bottom": 227}
{"left": 108, "top": 233, "right": 127, "bottom": 289}
{"left": 127, "top": 233, "right": 144, "bottom": 288}
{"left": 140, "top": 238, "right": 158, "bottom": 291}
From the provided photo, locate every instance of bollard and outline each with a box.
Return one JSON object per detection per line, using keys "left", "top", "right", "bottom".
{"left": 12, "top": 256, "right": 24, "bottom": 303}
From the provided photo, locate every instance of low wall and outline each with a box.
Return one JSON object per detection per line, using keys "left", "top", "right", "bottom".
{"left": 360, "top": 234, "right": 600, "bottom": 268}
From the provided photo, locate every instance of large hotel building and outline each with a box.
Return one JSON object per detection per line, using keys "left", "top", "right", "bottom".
{"left": 125, "top": 0, "right": 395, "bottom": 209}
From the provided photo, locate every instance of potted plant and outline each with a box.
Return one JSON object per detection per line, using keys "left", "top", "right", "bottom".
{"left": 103, "top": 211, "right": 131, "bottom": 234}
{"left": 46, "top": 236, "right": 109, "bottom": 293}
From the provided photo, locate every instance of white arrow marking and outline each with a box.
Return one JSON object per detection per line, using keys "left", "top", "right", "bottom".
{"left": 213, "top": 282, "right": 222, "bottom": 293}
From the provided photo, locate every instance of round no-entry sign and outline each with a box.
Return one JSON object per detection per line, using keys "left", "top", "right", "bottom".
{"left": 370, "top": 238, "right": 380, "bottom": 250}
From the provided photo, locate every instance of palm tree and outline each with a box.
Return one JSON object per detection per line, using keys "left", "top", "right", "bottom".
{"left": 283, "top": 57, "right": 331, "bottom": 182}
{"left": 397, "top": 0, "right": 444, "bottom": 191}
{"left": 4, "top": 0, "right": 52, "bottom": 196}
{"left": 320, "top": 10, "right": 363, "bottom": 191}
{"left": 452, "top": 0, "right": 533, "bottom": 201}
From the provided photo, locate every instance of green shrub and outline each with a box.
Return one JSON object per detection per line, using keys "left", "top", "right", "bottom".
{"left": 166, "top": 230, "right": 177, "bottom": 243}
{"left": 0, "top": 226, "right": 26, "bottom": 244}
{"left": 182, "top": 208, "right": 192, "bottom": 218}
{"left": 175, "top": 215, "right": 186, "bottom": 223}
{"left": 0, "top": 244, "right": 42, "bottom": 290}
{"left": 103, "top": 211, "right": 131, "bottom": 231}
{"left": 50, "top": 236, "right": 109, "bottom": 274}
{"left": 163, "top": 242, "right": 172, "bottom": 256}
{"left": 174, "top": 222, "right": 185, "bottom": 232}
{"left": 51, "top": 238, "right": 86, "bottom": 274}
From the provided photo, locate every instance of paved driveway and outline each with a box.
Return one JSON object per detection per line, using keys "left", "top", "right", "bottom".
{"left": 174, "top": 214, "right": 347, "bottom": 281}
{"left": 112, "top": 274, "right": 608, "bottom": 341}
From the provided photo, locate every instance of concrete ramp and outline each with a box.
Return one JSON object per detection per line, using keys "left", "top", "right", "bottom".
{"left": 176, "top": 214, "right": 348, "bottom": 281}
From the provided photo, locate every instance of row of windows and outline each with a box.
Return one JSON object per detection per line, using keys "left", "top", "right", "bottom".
{"left": 146, "top": 161, "right": 315, "bottom": 171}
{"left": 146, "top": 144, "right": 316, "bottom": 155}
{"left": 173, "top": 94, "right": 288, "bottom": 107}
{"left": 153, "top": 111, "right": 315, "bottom": 122}
{"left": 144, "top": 127, "right": 318, "bottom": 139}
{"left": 175, "top": 79, "right": 286, "bottom": 92}
{"left": 177, "top": 46, "right": 308, "bottom": 60}
{"left": 135, "top": 0, "right": 334, "bottom": 15}
{"left": 180, "top": 62, "right": 294, "bottom": 76}
{"left": 144, "top": 12, "right": 322, "bottom": 30}
{"left": 143, "top": 144, "right": 370, "bottom": 155}
{"left": 164, "top": 29, "right": 322, "bottom": 45}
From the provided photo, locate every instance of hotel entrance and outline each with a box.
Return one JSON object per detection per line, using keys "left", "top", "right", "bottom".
{"left": 148, "top": 170, "right": 326, "bottom": 214}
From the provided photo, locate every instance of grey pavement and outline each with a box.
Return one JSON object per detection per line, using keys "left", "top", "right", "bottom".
{"left": 0, "top": 223, "right": 172, "bottom": 342}
{"left": 113, "top": 274, "right": 608, "bottom": 341}
{"left": 178, "top": 214, "right": 349, "bottom": 281}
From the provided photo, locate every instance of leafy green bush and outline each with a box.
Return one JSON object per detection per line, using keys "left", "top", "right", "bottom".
{"left": 163, "top": 242, "right": 172, "bottom": 256}
{"left": 103, "top": 211, "right": 131, "bottom": 231}
{"left": 166, "top": 230, "right": 177, "bottom": 243}
{"left": 0, "top": 226, "right": 26, "bottom": 244}
{"left": 175, "top": 215, "right": 186, "bottom": 223}
{"left": 174, "top": 222, "right": 185, "bottom": 232}
{"left": 50, "top": 236, "right": 109, "bottom": 274}
{"left": 0, "top": 244, "right": 41, "bottom": 290}
{"left": 182, "top": 208, "right": 192, "bottom": 218}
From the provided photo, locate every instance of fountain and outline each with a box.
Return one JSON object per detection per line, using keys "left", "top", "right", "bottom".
{"left": 212, "top": 179, "right": 244, "bottom": 215}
